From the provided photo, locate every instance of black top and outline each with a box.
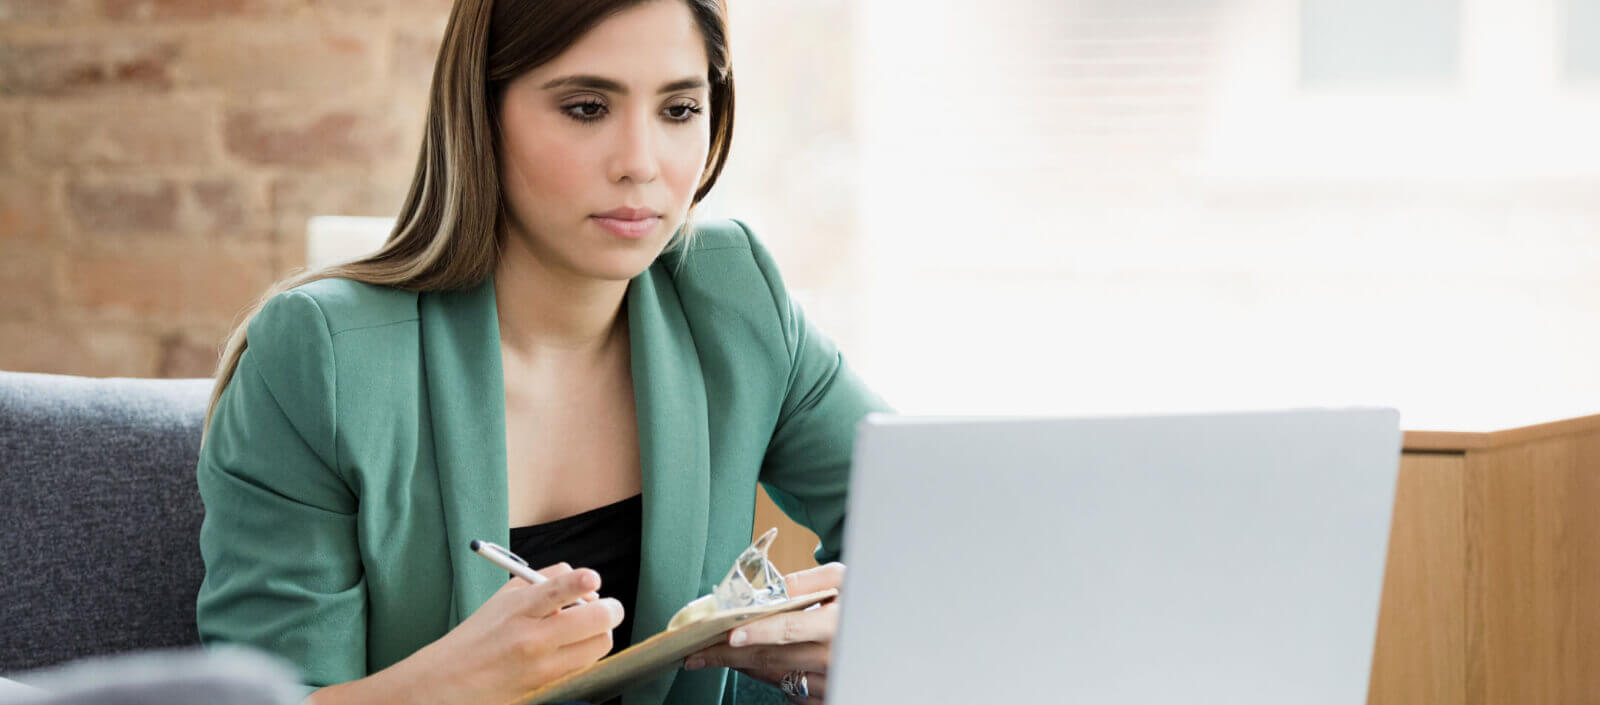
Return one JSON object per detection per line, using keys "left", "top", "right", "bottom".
{"left": 509, "top": 493, "right": 644, "bottom": 661}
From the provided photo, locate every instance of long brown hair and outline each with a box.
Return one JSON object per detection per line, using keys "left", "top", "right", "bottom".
{"left": 202, "top": 0, "right": 735, "bottom": 436}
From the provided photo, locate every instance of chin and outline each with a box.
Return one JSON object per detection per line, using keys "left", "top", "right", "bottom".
{"left": 576, "top": 247, "right": 666, "bottom": 282}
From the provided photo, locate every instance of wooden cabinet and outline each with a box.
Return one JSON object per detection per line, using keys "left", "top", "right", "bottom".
{"left": 1372, "top": 417, "right": 1600, "bottom": 705}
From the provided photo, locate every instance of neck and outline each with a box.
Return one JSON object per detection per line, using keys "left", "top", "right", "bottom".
{"left": 492, "top": 231, "right": 629, "bottom": 365}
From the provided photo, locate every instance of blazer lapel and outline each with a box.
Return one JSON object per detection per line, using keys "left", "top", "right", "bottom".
{"left": 420, "top": 266, "right": 712, "bottom": 705}
{"left": 624, "top": 264, "right": 712, "bottom": 705}
{"left": 420, "top": 276, "right": 510, "bottom": 625}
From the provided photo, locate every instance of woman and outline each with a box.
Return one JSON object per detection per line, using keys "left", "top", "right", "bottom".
{"left": 193, "top": 1, "right": 889, "bottom": 704}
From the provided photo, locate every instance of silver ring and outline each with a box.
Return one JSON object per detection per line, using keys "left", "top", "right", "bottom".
{"left": 779, "top": 670, "right": 809, "bottom": 698}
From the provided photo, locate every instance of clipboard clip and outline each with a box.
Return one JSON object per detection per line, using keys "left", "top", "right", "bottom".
{"left": 713, "top": 527, "right": 789, "bottom": 610}
{"left": 668, "top": 528, "right": 792, "bottom": 629}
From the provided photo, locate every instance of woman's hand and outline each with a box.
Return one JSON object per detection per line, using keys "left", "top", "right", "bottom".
{"left": 683, "top": 562, "right": 845, "bottom": 705}
{"left": 379, "top": 563, "right": 624, "bottom": 705}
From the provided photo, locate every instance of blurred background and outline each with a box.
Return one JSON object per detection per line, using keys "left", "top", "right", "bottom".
{"left": 1, "top": 0, "right": 1597, "bottom": 431}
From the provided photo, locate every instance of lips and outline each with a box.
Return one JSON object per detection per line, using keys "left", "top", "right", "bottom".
{"left": 590, "top": 208, "right": 661, "bottom": 240}
{"left": 593, "top": 206, "right": 662, "bottom": 220}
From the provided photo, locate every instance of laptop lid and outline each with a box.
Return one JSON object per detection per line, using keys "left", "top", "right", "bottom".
{"left": 829, "top": 409, "right": 1401, "bottom": 705}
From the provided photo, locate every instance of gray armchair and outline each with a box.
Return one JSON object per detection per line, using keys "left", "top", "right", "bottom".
{"left": 1, "top": 647, "right": 301, "bottom": 705}
{"left": 0, "top": 371, "right": 213, "bottom": 674}
{"left": 0, "top": 371, "right": 304, "bottom": 703}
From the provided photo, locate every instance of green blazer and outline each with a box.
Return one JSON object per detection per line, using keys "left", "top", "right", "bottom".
{"left": 195, "top": 219, "right": 890, "bottom": 705}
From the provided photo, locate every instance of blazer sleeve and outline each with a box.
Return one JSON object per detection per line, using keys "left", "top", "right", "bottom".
{"left": 737, "top": 220, "right": 894, "bottom": 565}
{"left": 195, "top": 290, "right": 365, "bottom": 697}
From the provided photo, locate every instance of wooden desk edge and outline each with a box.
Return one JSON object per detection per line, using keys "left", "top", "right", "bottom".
{"left": 1403, "top": 413, "right": 1600, "bottom": 452}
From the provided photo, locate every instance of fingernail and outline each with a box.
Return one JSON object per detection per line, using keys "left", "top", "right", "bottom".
{"left": 580, "top": 571, "right": 601, "bottom": 590}
{"left": 684, "top": 657, "right": 705, "bottom": 670}
{"left": 729, "top": 629, "right": 748, "bottom": 646}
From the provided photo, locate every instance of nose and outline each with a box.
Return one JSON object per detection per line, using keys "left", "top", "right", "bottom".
{"left": 607, "top": 108, "right": 660, "bottom": 185}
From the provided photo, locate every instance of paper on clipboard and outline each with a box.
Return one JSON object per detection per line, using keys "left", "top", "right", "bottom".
{"left": 503, "top": 528, "right": 833, "bottom": 705}
{"left": 507, "top": 589, "right": 837, "bottom": 705}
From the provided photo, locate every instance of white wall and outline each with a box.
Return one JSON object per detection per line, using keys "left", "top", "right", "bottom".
{"left": 852, "top": 0, "right": 1600, "bottom": 431}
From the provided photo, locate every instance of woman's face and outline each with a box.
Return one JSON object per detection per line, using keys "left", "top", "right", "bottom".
{"left": 496, "top": 0, "right": 713, "bottom": 282}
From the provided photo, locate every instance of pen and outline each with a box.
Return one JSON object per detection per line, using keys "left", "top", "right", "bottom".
{"left": 469, "top": 539, "right": 588, "bottom": 606}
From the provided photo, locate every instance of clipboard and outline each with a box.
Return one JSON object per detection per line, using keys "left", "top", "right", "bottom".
{"left": 505, "top": 589, "right": 838, "bottom": 705}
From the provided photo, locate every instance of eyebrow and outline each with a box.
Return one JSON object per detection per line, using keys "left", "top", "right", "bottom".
{"left": 539, "top": 74, "right": 708, "bottom": 95}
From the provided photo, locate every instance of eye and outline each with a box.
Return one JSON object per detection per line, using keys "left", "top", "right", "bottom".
{"left": 562, "top": 99, "right": 607, "bottom": 123}
{"left": 664, "top": 102, "right": 705, "bottom": 122}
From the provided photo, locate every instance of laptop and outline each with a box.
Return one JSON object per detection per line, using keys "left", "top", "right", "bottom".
{"left": 828, "top": 409, "right": 1401, "bottom": 705}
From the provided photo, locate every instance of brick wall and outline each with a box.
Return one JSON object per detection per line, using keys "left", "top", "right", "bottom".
{"left": 0, "top": 0, "right": 452, "bottom": 377}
